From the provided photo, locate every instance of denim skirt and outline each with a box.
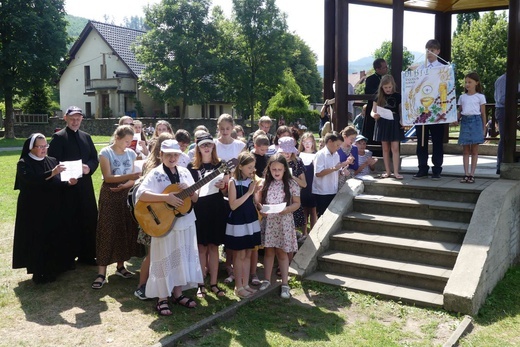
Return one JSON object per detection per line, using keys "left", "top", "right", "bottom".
{"left": 458, "top": 115, "right": 484, "bottom": 145}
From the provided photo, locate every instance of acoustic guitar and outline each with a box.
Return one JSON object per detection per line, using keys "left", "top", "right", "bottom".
{"left": 134, "top": 158, "right": 237, "bottom": 237}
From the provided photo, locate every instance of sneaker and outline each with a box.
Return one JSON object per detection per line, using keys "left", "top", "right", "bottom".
{"left": 431, "top": 173, "right": 441, "bottom": 181}
{"left": 134, "top": 284, "right": 149, "bottom": 300}
{"left": 259, "top": 280, "right": 271, "bottom": 291}
{"left": 413, "top": 172, "right": 428, "bottom": 179}
{"left": 280, "top": 285, "right": 291, "bottom": 299}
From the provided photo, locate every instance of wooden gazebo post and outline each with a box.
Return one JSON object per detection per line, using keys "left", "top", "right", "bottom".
{"left": 502, "top": 0, "right": 520, "bottom": 178}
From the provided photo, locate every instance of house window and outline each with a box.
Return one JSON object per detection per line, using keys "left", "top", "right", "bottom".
{"left": 85, "top": 102, "right": 92, "bottom": 118}
{"left": 219, "top": 105, "right": 224, "bottom": 116}
{"left": 201, "top": 105, "right": 206, "bottom": 118}
{"left": 84, "top": 66, "right": 91, "bottom": 87}
{"left": 209, "top": 105, "right": 216, "bottom": 119}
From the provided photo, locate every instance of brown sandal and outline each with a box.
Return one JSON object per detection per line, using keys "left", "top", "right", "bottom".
{"left": 173, "top": 295, "right": 196, "bottom": 308}
{"left": 210, "top": 284, "right": 226, "bottom": 297}
{"left": 156, "top": 300, "right": 172, "bottom": 316}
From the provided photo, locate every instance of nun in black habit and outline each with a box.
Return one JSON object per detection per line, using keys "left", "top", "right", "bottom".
{"left": 12, "top": 133, "right": 77, "bottom": 284}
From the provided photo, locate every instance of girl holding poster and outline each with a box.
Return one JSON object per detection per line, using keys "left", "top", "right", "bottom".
{"left": 371, "top": 75, "right": 405, "bottom": 179}
{"left": 457, "top": 72, "right": 486, "bottom": 183}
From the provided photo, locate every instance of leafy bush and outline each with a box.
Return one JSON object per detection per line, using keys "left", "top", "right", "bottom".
{"left": 265, "top": 107, "right": 319, "bottom": 131}
{"left": 265, "top": 69, "right": 319, "bottom": 131}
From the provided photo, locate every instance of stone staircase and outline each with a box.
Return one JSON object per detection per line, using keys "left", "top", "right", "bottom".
{"left": 305, "top": 177, "right": 490, "bottom": 308}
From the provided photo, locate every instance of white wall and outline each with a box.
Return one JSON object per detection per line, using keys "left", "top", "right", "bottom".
{"left": 59, "top": 29, "right": 137, "bottom": 117}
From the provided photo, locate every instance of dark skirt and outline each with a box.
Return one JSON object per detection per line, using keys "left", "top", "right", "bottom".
{"left": 194, "top": 192, "right": 228, "bottom": 246}
{"left": 96, "top": 182, "right": 144, "bottom": 265}
{"left": 301, "top": 163, "right": 316, "bottom": 208}
{"left": 225, "top": 192, "right": 261, "bottom": 251}
{"left": 374, "top": 118, "right": 405, "bottom": 142}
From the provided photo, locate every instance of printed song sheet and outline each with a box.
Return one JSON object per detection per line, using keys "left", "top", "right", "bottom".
{"left": 260, "top": 202, "right": 286, "bottom": 214}
{"left": 60, "top": 160, "right": 83, "bottom": 181}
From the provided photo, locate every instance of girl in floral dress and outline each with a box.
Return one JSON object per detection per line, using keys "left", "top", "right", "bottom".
{"left": 257, "top": 154, "right": 301, "bottom": 299}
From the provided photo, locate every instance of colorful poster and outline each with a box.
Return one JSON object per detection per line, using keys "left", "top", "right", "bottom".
{"left": 401, "top": 65, "right": 457, "bottom": 126}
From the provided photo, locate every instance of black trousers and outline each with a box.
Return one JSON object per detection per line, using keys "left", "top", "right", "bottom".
{"left": 415, "top": 124, "right": 445, "bottom": 175}
{"left": 315, "top": 194, "right": 336, "bottom": 217}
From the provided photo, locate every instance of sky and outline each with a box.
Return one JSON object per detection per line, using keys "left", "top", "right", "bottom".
{"left": 64, "top": 0, "right": 444, "bottom": 65}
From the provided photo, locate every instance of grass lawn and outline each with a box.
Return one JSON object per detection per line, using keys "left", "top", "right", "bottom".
{"left": 1, "top": 138, "right": 520, "bottom": 346}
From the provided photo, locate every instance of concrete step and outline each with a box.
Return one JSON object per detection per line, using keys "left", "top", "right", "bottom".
{"left": 354, "top": 195, "right": 475, "bottom": 223}
{"left": 305, "top": 271, "right": 444, "bottom": 308}
{"left": 343, "top": 212, "right": 468, "bottom": 243}
{"left": 330, "top": 231, "right": 460, "bottom": 267}
{"left": 318, "top": 251, "right": 451, "bottom": 292}
{"left": 362, "top": 178, "right": 490, "bottom": 203}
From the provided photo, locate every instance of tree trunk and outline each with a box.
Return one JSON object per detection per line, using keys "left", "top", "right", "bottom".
{"left": 3, "top": 90, "right": 15, "bottom": 139}
{"left": 180, "top": 100, "right": 186, "bottom": 127}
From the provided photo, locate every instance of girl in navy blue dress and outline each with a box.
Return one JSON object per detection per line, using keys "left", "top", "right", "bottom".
{"left": 225, "top": 152, "right": 261, "bottom": 298}
{"left": 298, "top": 132, "right": 317, "bottom": 240}
{"left": 371, "top": 74, "right": 405, "bottom": 179}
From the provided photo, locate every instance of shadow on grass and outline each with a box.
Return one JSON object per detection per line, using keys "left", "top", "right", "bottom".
{"left": 13, "top": 264, "right": 110, "bottom": 328}
{"left": 179, "top": 280, "right": 350, "bottom": 346}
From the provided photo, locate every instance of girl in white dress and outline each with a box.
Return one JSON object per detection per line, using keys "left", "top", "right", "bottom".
{"left": 136, "top": 139, "right": 203, "bottom": 315}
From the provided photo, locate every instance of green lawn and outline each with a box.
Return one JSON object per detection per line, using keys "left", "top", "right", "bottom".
{"left": 1, "top": 136, "right": 520, "bottom": 345}
{"left": 0, "top": 136, "right": 111, "bottom": 148}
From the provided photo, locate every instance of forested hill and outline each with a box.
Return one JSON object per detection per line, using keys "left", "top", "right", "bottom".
{"left": 65, "top": 15, "right": 89, "bottom": 45}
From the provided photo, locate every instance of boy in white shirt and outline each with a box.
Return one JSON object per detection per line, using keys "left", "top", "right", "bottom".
{"left": 312, "top": 132, "right": 349, "bottom": 217}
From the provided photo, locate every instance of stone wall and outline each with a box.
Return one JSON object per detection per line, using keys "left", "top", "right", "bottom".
{"left": 13, "top": 117, "right": 250, "bottom": 138}
{"left": 444, "top": 179, "right": 520, "bottom": 314}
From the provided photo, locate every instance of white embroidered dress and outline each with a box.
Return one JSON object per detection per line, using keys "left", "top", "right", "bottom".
{"left": 136, "top": 165, "right": 203, "bottom": 298}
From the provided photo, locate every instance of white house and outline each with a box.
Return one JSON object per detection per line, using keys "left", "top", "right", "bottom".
{"left": 59, "top": 21, "right": 233, "bottom": 119}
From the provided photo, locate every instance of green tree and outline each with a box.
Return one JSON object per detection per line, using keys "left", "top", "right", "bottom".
{"left": 134, "top": 0, "right": 218, "bottom": 123}
{"left": 226, "top": 0, "right": 290, "bottom": 120}
{"left": 21, "top": 85, "right": 52, "bottom": 115}
{"left": 372, "top": 40, "right": 415, "bottom": 72}
{"left": 266, "top": 69, "right": 318, "bottom": 128}
{"left": 452, "top": 11, "right": 508, "bottom": 101}
{"left": 0, "top": 0, "right": 68, "bottom": 138}
{"left": 286, "top": 34, "right": 322, "bottom": 103}
{"left": 122, "top": 16, "right": 148, "bottom": 31}
{"left": 455, "top": 13, "right": 480, "bottom": 35}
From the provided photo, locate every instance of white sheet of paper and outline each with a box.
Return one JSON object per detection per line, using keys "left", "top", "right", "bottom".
{"left": 376, "top": 106, "right": 394, "bottom": 120}
{"left": 260, "top": 202, "right": 286, "bottom": 214}
{"left": 299, "top": 152, "right": 315, "bottom": 166}
{"left": 133, "top": 160, "right": 145, "bottom": 173}
{"left": 354, "top": 174, "right": 377, "bottom": 181}
{"left": 198, "top": 172, "right": 224, "bottom": 197}
{"left": 60, "top": 160, "right": 83, "bottom": 181}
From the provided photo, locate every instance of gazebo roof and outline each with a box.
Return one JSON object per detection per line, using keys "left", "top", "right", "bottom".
{"left": 349, "top": 0, "right": 509, "bottom": 13}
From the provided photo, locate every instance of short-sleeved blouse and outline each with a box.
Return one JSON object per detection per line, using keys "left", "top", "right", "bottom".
{"left": 99, "top": 147, "right": 136, "bottom": 175}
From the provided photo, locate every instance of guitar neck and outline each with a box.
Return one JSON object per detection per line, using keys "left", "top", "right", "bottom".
{"left": 177, "top": 167, "right": 224, "bottom": 200}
